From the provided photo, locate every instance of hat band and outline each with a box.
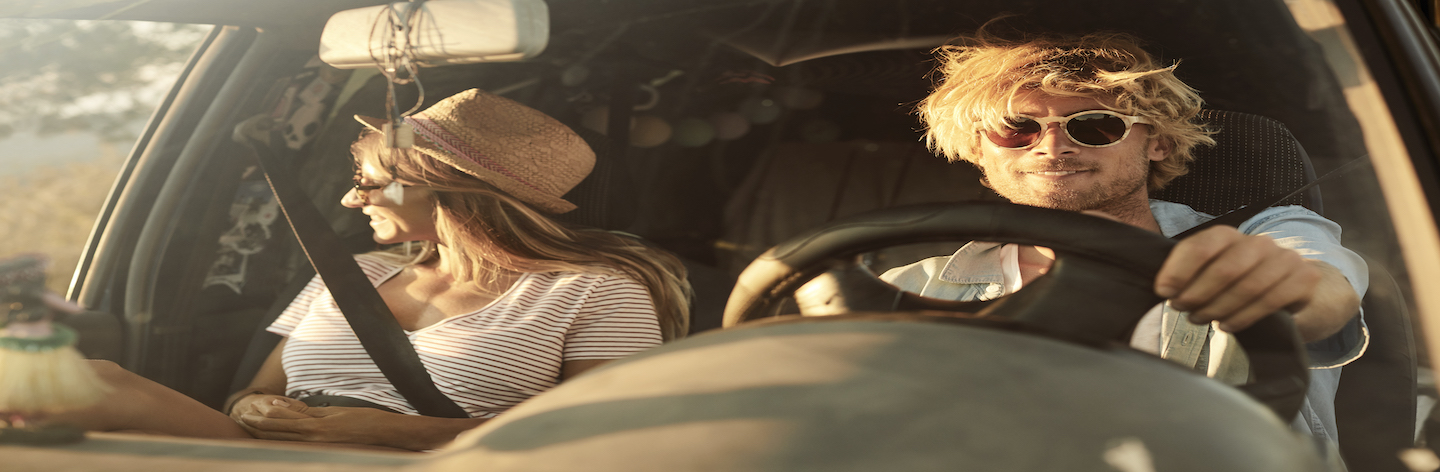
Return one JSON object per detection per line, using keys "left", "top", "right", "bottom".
{"left": 405, "top": 116, "right": 549, "bottom": 195}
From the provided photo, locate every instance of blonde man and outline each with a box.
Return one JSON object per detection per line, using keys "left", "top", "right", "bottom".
{"left": 884, "top": 32, "right": 1368, "bottom": 449}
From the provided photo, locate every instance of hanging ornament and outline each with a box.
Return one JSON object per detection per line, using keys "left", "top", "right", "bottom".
{"left": 0, "top": 255, "right": 109, "bottom": 444}
{"left": 671, "top": 118, "right": 716, "bottom": 147}
{"left": 630, "top": 116, "right": 673, "bottom": 148}
{"left": 709, "top": 112, "right": 751, "bottom": 140}
{"left": 380, "top": 181, "right": 406, "bottom": 204}
{"left": 737, "top": 97, "right": 782, "bottom": 124}
{"left": 373, "top": 2, "right": 426, "bottom": 149}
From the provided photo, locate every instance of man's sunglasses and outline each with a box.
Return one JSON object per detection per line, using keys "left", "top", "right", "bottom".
{"left": 983, "top": 110, "right": 1152, "bottom": 149}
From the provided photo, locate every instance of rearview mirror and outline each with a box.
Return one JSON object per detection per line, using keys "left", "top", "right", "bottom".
{"left": 318, "top": 0, "right": 548, "bottom": 69}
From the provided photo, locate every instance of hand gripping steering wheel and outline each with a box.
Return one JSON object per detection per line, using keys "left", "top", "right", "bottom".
{"left": 721, "top": 202, "right": 1310, "bottom": 420}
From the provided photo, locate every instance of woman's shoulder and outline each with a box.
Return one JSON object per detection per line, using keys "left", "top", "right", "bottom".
{"left": 524, "top": 267, "right": 635, "bottom": 284}
{"left": 520, "top": 268, "right": 649, "bottom": 295}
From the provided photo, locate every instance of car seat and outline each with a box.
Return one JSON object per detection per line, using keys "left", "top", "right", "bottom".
{"left": 1152, "top": 109, "right": 1321, "bottom": 214}
{"left": 555, "top": 126, "right": 733, "bottom": 335}
{"left": 1158, "top": 109, "right": 1415, "bottom": 472}
{"left": 551, "top": 127, "right": 640, "bottom": 231}
{"left": 719, "top": 139, "right": 997, "bottom": 277}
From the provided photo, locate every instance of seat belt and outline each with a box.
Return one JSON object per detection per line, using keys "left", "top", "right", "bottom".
{"left": 1172, "top": 155, "right": 1371, "bottom": 240}
{"left": 232, "top": 116, "right": 469, "bottom": 418}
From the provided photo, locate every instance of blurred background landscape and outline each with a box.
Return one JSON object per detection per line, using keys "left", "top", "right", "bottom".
{"left": 0, "top": 19, "right": 208, "bottom": 293}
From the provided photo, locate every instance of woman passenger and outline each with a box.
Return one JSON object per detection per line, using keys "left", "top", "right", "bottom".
{"left": 63, "top": 89, "right": 691, "bottom": 451}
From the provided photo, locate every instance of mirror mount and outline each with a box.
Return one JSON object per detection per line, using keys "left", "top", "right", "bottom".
{"left": 318, "top": 0, "right": 549, "bottom": 70}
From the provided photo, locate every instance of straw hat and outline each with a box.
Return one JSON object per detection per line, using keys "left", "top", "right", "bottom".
{"left": 356, "top": 89, "right": 595, "bottom": 214}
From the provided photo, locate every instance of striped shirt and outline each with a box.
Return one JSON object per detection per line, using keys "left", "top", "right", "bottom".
{"left": 267, "top": 254, "right": 663, "bottom": 417}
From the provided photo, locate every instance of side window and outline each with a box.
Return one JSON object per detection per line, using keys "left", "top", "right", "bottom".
{"left": 0, "top": 19, "right": 208, "bottom": 293}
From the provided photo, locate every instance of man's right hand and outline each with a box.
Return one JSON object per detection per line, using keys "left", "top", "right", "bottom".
{"left": 1155, "top": 225, "right": 1358, "bottom": 341}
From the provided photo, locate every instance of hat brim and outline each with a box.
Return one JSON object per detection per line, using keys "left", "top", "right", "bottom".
{"left": 354, "top": 114, "right": 579, "bottom": 213}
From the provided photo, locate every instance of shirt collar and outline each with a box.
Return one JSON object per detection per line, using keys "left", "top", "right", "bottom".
{"left": 937, "top": 241, "right": 1005, "bottom": 285}
{"left": 1150, "top": 199, "right": 1214, "bottom": 237}
{"left": 934, "top": 201, "right": 1210, "bottom": 285}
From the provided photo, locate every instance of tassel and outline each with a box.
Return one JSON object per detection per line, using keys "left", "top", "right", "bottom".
{"left": 0, "top": 321, "right": 110, "bottom": 415}
{"left": 0, "top": 255, "right": 110, "bottom": 442}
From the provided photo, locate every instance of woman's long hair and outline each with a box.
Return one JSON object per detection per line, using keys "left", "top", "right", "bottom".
{"left": 353, "top": 130, "right": 692, "bottom": 340}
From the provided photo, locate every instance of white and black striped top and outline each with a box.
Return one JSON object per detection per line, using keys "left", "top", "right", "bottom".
{"left": 267, "top": 254, "right": 663, "bottom": 418}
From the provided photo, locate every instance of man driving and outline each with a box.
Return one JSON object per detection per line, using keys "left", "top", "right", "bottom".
{"left": 882, "top": 31, "right": 1369, "bottom": 449}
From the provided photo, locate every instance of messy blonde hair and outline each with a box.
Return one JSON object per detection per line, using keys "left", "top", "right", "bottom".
{"left": 918, "top": 31, "right": 1214, "bottom": 189}
{"left": 352, "top": 130, "right": 692, "bottom": 341}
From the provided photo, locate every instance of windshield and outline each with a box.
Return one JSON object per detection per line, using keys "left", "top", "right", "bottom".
{"left": 3, "top": 0, "right": 1437, "bottom": 469}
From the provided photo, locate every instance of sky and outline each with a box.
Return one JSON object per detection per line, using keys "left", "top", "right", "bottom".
{"left": 0, "top": 18, "right": 208, "bottom": 173}
{"left": 0, "top": 130, "right": 113, "bottom": 176}
{"left": 0, "top": 18, "right": 195, "bottom": 283}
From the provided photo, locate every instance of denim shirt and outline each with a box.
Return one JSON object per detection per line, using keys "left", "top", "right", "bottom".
{"left": 880, "top": 200, "right": 1370, "bottom": 444}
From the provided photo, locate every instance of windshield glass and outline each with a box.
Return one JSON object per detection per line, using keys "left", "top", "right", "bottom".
{"left": 4, "top": 0, "right": 1436, "bottom": 469}
{"left": 0, "top": 19, "right": 207, "bottom": 293}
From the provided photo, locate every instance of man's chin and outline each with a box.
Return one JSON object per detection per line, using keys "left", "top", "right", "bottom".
{"left": 1000, "top": 184, "right": 1148, "bottom": 213}
{"left": 1005, "top": 194, "right": 1092, "bottom": 212}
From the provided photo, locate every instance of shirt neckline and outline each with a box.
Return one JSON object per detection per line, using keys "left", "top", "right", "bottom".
{"left": 370, "top": 260, "right": 533, "bottom": 334}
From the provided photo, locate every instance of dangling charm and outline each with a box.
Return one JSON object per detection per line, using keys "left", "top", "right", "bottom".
{"left": 381, "top": 180, "right": 405, "bottom": 205}
{"left": 0, "top": 255, "right": 110, "bottom": 444}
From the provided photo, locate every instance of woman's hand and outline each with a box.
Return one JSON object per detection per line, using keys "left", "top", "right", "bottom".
{"left": 235, "top": 402, "right": 488, "bottom": 450}
{"left": 237, "top": 403, "right": 388, "bottom": 443}
{"left": 228, "top": 394, "right": 312, "bottom": 431}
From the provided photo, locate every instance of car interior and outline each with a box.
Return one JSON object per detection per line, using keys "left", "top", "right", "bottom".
{"left": 5, "top": 0, "right": 1430, "bottom": 469}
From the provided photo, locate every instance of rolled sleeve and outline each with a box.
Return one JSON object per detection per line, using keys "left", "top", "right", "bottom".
{"left": 1238, "top": 206, "right": 1370, "bottom": 368}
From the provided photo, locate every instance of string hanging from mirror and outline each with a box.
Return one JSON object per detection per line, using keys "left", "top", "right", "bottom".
{"left": 368, "top": 0, "right": 431, "bottom": 149}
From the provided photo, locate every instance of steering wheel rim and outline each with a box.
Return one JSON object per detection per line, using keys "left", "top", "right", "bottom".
{"left": 721, "top": 202, "right": 1310, "bottom": 420}
{"left": 724, "top": 203, "right": 1173, "bottom": 340}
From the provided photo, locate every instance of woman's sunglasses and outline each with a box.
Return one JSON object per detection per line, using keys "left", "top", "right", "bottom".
{"left": 352, "top": 164, "right": 409, "bottom": 204}
{"left": 983, "top": 110, "right": 1151, "bottom": 149}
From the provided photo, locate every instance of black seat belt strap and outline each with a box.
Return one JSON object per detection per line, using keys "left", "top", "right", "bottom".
{"left": 1172, "top": 155, "right": 1371, "bottom": 240}
{"left": 233, "top": 117, "right": 469, "bottom": 418}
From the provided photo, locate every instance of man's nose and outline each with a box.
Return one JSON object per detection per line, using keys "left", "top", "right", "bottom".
{"left": 1030, "top": 123, "right": 1079, "bottom": 156}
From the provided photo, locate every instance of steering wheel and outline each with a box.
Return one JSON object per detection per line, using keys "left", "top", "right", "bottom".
{"left": 721, "top": 202, "right": 1309, "bottom": 420}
